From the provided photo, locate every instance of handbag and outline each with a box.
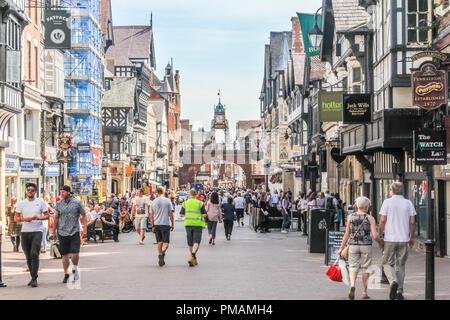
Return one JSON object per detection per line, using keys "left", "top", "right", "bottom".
{"left": 50, "top": 241, "right": 62, "bottom": 259}
{"left": 341, "top": 214, "right": 368, "bottom": 259}
{"left": 326, "top": 257, "right": 342, "bottom": 282}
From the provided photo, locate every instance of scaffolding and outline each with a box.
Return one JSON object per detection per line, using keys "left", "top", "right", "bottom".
{"left": 62, "top": 0, "right": 102, "bottom": 178}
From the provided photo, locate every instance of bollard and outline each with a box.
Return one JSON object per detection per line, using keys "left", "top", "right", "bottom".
{"left": 0, "top": 230, "right": 6, "bottom": 287}
{"left": 302, "top": 211, "right": 307, "bottom": 236}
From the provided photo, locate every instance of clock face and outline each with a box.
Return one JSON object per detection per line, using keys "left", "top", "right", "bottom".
{"left": 216, "top": 115, "right": 224, "bottom": 124}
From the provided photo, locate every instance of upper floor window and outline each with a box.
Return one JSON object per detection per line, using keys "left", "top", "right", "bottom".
{"left": 407, "top": 0, "right": 430, "bottom": 44}
{"left": 115, "top": 66, "right": 134, "bottom": 77}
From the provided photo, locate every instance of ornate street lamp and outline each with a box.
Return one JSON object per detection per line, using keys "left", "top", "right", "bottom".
{"left": 308, "top": 7, "right": 324, "bottom": 49}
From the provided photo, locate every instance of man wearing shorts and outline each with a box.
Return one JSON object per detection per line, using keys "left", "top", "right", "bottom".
{"left": 131, "top": 188, "right": 151, "bottom": 245}
{"left": 149, "top": 187, "right": 174, "bottom": 267}
{"left": 54, "top": 185, "right": 86, "bottom": 283}
{"left": 180, "top": 189, "right": 207, "bottom": 267}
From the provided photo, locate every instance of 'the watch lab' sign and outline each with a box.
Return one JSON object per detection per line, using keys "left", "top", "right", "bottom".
{"left": 414, "top": 130, "right": 447, "bottom": 165}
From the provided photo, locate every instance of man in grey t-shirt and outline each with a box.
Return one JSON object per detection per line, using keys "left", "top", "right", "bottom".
{"left": 149, "top": 187, "right": 174, "bottom": 267}
{"left": 15, "top": 183, "right": 49, "bottom": 287}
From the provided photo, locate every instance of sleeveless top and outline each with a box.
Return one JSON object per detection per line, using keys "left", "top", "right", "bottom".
{"left": 349, "top": 213, "right": 372, "bottom": 246}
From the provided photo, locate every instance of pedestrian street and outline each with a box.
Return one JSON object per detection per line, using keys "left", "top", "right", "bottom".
{"left": 1, "top": 215, "right": 450, "bottom": 300}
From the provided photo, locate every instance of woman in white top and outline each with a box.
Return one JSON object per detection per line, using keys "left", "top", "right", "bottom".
{"left": 307, "top": 192, "right": 318, "bottom": 210}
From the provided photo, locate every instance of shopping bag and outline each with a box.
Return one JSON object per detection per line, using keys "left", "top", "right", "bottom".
{"left": 326, "top": 258, "right": 342, "bottom": 282}
{"left": 338, "top": 257, "right": 350, "bottom": 286}
{"left": 50, "top": 241, "right": 62, "bottom": 259}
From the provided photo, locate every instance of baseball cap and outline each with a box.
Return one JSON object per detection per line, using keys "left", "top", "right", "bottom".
{"left": 61, "top": 185, "right": 71, "bottom": 193}
{"left": 25, "top": 183, "right": 37, "bottom": 190}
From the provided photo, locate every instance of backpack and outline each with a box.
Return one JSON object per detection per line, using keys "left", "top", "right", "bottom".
{"left": 326, "top": 196, "right": 334, "bottom": 210}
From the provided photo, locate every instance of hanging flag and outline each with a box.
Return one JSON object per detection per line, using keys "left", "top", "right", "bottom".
{"left": 92, "top": 148, "right": 100, "bottom": 165}
{"left": 297, "top": 13, "right": 322, "bottom": 57}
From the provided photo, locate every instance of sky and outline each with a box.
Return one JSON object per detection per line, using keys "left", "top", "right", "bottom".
{"left": 111, "top": 0, "right": 323, "bottom": 137}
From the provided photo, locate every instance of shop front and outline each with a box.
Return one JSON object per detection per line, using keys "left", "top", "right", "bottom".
{"left": 45, "top": 163, "right": 60, "bottom": 198}
{"left": 19, "top": 159, "right": 40, "bottom": 200}
{"left": 5, "top": 157, "right": 18, "bottom": 204}
{"left": 434, "top": 164, "right": 450, "bottom": 257}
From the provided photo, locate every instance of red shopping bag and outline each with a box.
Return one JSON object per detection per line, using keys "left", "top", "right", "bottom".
{"left": 326, "top": 258, "right": 342, "bottom": 282}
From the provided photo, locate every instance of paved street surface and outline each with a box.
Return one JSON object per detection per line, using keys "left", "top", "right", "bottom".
{"left": 2, "top": 215, "right": 450, "bottom": 300}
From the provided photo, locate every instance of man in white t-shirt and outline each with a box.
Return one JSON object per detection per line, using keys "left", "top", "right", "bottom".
{"left": 131, "top": 188, "right": 151, "bottom": 245}
{"left": 15, "top": 183, "right": 49, "bottom": 287}
{"left": 379, "top": 182, "right": 416, "bottom": 300}
{"left": 233, "top": 193, "right": 246, "bottom": 227}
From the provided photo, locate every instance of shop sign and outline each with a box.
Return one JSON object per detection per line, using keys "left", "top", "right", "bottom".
{"left": 20, "top": 160, "right": 34, "bottom": 172}
{"left": 77, "top": 143, "right": 91, "bottom": 153}
{"left": 58, "top": 135, "right": 73, "bottom": 152}
{"left": 414, "top": 130, "right": 447, "bottom": 165}
{"left": 411, "top": 62, "right": 447, "bottom": 110}
{"left": 72, "top": 174, "right": 93, "bottom": 196}
{"left": 330, "top": 147, "right": 346, "bottom": 164}
{"left": 5, "top": 158, "right": 18, "bottom": 171}
{"left": 318, "top": 91, "right": 343, "bottom": 122}
{"left": 125, "top": 166, "right": 133, "bottom": 177}
{"left": 93, "top": 148, "right": 100, "bottom": 165}
{"left": 44, "top": 10, "right": 71, "bottom": 49}
{"left": 46, "top": 164, "right": 60, "bottom": 177}
{"left": 297, "top": 13, "right": 322, "bottom": 57}
{"left": 295, "top": 170, "right": 303, "bottom": 178}
{"left": 411, "top": 51, "right": 447, "bottom": 62}
{"left": 434, "top": 164, "right": 450, "bottom": 180}
{"left": 342, "top": 94, "right": 372, "bottom": 124}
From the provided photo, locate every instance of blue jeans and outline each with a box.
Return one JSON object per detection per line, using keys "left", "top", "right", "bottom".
{"left": 282, "top": 210, "right": 291, "bottom": 230}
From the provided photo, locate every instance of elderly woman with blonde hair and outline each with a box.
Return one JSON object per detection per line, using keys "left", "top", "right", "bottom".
{"left": 338, "top": 196, "right": 383, "bottom": 300}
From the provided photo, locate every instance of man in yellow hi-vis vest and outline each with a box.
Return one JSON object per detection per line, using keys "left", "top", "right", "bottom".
{"left": 179, "top": 189, "right": 207, "bottom": 267}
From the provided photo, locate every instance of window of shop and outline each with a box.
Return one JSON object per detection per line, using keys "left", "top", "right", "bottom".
{"left": 406, "top": 180, "right": 427, "bottom": 238}
{"left": 376, "top": 179, "right": 395, "bottom": 222}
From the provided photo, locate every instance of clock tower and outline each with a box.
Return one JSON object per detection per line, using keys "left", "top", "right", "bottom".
{"left": 211, "top": 90, "right": 229, "bottom": 144}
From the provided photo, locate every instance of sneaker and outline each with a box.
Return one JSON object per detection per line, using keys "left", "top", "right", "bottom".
{"left": 389, "top": 281, "right": 399, "bottom": 300}
{"left": 29, "top": 279, "right": 38, "bottom": 288}
{"left": 227, "top": 235, "right": 230, "bottom": 240}
{"left": 27, "top": 279, "right": 33, "bottom": 286}
{"left": 158, "top": 254, "right": 165, "bottom": 267}
{"left": 348, "top": 286, "right": 355, "bottom": 300}
{"left": 193, "top": 257, "right": 198, "bottom": 265}
{"left": 188, "top": 255, "right": 195, "bottom": 267}
{"left": 281, "top": 230, "right": 288, "bottom": 234}
{"left": 241, "top": 222, "right": 244, "bottom": 227}
{"left": 63, "top": 274, "right": 70, "bottom": 283}
{"left": 73, "top": 269, "right": 79, "bottom": 281}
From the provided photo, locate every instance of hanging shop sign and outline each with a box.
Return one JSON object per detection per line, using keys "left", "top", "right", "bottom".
{"left": 44, "top": 10, "right": 71, "bottom": 49}
{"left": 411, "top": 51, "right": 447, "bottom": 62}
{"left": 72, "top": 174, "right": 93, "bottom": 196}
{"left": 297, "top": 13, "right": 322, "bottom": 57}
{"left": 58, "top": 135, "right": 73, "bottom": 152}
{"left": 318, "top": 91, "right": 343, "bottom": 122}
{"left": 446, "top": 116, "right": 450, "bottom": 159}
{"left": 330, "top": 147, "right": 346, "bottom": 164}
{"left": 295, "top": 170, "right": 303, "bottom": 178}
{"left": 77, "top": 143, "right": 91, "bottom": 153}
{"left": 5, "top": 158, "right": 18, "bottom": 171}
{"left": 20, "top": 160, "right": 35, "bottom": 172}
{"left": 46, "top": 164, "right": 60, "bottom": 177}
{"left": 411, "top": 62, "right": 448, "bottom": 110}
{"left": 414, "top": 130, "right": 447, "bottom": 165}
{"left": 92, "top": 148, "right": 100, "bottom": 166}
{"left": 342, "top": 94, "right": 372, "bottom": 124}
{"left": 125, "top": 166, "right": 133, "bottom": 177}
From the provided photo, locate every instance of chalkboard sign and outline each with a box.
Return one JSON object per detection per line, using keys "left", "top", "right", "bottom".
{"left": 325, "top": 230, "right": 345, "bottom": 265}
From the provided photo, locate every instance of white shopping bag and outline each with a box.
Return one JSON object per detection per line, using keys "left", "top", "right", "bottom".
{"left": 339, "top": 257, "right": 350, "bottom": 286}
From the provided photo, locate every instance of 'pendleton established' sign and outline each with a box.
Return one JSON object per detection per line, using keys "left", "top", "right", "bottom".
{"left": 411, "top": 62, "right": 448, "bottom": 110}
{"left": 414, "top": 130, "right": 447, "bottom": 165}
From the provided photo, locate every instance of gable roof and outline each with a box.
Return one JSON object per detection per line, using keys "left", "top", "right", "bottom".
{"left": 269, "top": 32, "right": 292, "bottom": 79}
{"left": 332, "top": 0, "right": 370, "bottom": 32}
{"left": 106, "top": 26, "right": 155, "bottom": 68}
{"left": 102, "top": 77, "right": 137, "bottom": 108}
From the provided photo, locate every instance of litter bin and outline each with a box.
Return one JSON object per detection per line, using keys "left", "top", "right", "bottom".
{"left": 308, "top": 208, "right": 333, "bottom": 253}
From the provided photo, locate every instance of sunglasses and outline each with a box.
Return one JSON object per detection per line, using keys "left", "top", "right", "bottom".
{"left": 27, "top": 189, "right": 36, "bottom": 192}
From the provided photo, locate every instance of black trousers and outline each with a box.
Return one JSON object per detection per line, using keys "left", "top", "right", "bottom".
{"left": 255, "top": 213, "right": 269, "bottom": 231}
{"left": 21, "top": 232, "right": 42, "bottom": 280}
{"left": 104, "top": 224, "right": 119, "bottom": 241}
{"left": 224, "top": 220, "right": 234, "bottom": 237}
{"left": 11, "top": 236, "right": 21, "bottom": 251}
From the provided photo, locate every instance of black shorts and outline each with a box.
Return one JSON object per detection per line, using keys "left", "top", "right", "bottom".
{"left": 58, "top": 233, "right": 81, "bottom": 256}
{"left": 154, "top": 225, "right": 171, "bottom": 243}
{"left": 236, "top": 209, "right": 244, "bottom": 219}
{"left": 185, "top": 226, "right": 203, "bottom": 247}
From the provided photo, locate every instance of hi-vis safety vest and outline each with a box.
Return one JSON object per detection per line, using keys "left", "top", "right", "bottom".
{"left": 183, "top": 198, "right": 206, "bottom": 228}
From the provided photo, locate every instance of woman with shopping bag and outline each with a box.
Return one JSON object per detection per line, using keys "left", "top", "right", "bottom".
{"left": 337, "top": 197, "right": 383, "bottom": 300}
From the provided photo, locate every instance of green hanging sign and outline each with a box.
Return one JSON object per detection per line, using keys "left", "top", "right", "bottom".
{"left": 318, "top": 91, "right": 343, "bottom": 122}
{"left": 297, "top": 13, "right": 322, "bottom": 57}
